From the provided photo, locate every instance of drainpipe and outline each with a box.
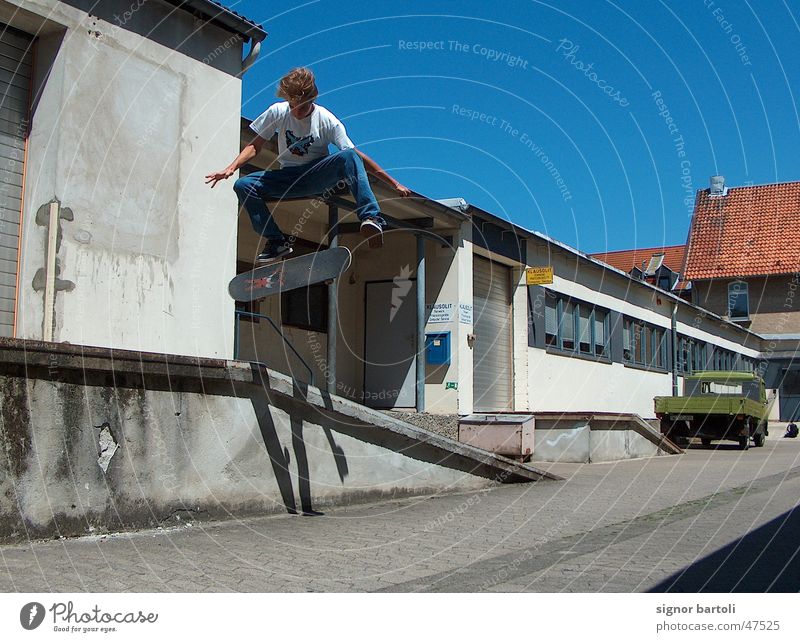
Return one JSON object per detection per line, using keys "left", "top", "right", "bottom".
{"left": 241, "top": 39, "right": 262, "bottom": 75}
{"left": 42, "top": 201, "right": 59, "bottom": 342}
{"left": 671, "top": 301, "right": 679, "bottom": 396}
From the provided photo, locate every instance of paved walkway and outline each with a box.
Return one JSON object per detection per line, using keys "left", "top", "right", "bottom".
{"left": 2, "top": 433, "right": 799, "bottom": 592}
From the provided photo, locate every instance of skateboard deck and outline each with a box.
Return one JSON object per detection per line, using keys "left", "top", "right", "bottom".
{"left": 228, "top": 246, "right": 351, "bottom": 302}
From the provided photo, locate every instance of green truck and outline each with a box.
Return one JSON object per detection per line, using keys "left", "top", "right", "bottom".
{"left": 654, "top": 371, "right": 769, "bottom": 450}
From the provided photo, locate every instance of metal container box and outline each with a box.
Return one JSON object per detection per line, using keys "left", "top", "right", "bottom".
{"left": 458, "top": 414, "right": 535, "bottom": 461}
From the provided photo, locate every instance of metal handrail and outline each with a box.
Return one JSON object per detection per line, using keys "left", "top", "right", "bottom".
{"left": 234, "top": 309, "right": 315, "bottom": 386}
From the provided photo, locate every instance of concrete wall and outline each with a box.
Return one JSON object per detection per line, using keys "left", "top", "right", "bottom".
{"left": 0, "top": 373, "right": 493, "bottom": 541}
{"left": 530, "top": 415, "right": 674, "bottom": 463}
{"left": 2, "top": 337, "right": 548, "bottom": 542}
{"left": 693, "top": 274, "right": 800, "bottom": 335}
{"left": 9, "top": 0, "right": 243, "bottom": 357}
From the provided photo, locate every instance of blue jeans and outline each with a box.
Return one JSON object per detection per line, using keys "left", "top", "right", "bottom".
{"left": 233, "top": 148, "right": 383, "bottom": 241}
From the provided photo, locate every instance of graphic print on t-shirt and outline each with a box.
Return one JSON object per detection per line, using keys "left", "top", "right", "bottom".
{"left": 286, "top": 130, "right": 314, "bottom": 156}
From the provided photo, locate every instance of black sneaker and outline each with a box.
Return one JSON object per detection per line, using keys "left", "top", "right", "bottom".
{"left": 360, "top": 217, "right": 385, "bottom": 248}
{"left": 256, "top": 239, "right": 293, "bottom": 263}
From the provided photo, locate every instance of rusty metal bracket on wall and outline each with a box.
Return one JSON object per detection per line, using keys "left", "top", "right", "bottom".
{"left": 32, "top": 199, "right": 75, "bottom": 342}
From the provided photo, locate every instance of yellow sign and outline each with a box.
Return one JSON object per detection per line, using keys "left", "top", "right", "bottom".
{"left": 526, "top": 267, "right": 553, "bottom": 285}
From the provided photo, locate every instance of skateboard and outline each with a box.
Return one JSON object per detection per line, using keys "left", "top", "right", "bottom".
{"left": 228, "top": 246, "right": 351, "bottom": 301}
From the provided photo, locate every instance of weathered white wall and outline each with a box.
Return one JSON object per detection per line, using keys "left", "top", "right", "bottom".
{"left": 529, "top": 354, "right": 671, "bottom": 417}
{"left": 0, "top": 370, "right": 494, "bottom": 541}
{"left": 14, "top": 0, "right": 242, "bottom": 357}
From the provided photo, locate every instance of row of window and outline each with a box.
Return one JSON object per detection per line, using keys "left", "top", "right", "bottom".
{"left": 624, "top": 318, "right": 668, "bottom": 369}
{"left": 676, "top": 335, "right": 708, "bottom": 373}
{"left": 715, "top": 347, "right": 758, "bottom": 373}
{"left": 541, "top": 289, "right": 754, "bottom": 374}
{"left": 544, "top": 291, "right": 607, "bottom": 357}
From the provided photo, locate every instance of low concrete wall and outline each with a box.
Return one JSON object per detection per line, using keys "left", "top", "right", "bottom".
{"left": 530, "top": 413, "right": 682, "bottom": 463}
{"left": 0, "top": 339, "right": 556, "bottom": 542}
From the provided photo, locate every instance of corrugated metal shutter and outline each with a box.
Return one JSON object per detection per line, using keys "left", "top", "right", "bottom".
{"left": 0, "top": 24, "right": 33, "bottom": 337}
{"left": 473, "top": 256, "right": 513, "bottom": 412}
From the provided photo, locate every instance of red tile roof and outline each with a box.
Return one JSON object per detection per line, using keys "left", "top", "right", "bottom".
{"left": 590, "top": 245, "right": 687, "bottom": 274}
{"left": 684, "top": 181, "right": 800, "bottom": 280}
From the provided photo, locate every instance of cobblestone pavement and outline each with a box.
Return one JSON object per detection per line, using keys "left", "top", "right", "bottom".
{"left": 2, "top": 434, "right": 799, "bottom": 592}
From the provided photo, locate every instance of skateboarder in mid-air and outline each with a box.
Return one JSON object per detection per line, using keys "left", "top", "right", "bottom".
{"left": 206, "top": 67, "right": 410, "bottom": 262}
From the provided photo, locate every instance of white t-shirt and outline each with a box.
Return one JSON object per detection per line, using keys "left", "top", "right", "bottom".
{"left": 249, "top": 101, "right": 355, "bottom": 168}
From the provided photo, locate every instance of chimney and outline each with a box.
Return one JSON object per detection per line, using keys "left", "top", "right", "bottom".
{"left": 710, "top": 175, "right": 727, "bottom": 196}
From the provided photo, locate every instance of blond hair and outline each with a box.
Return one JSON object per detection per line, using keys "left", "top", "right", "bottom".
{"left": 277, "top": 67, "right": 318, "bottom": 103}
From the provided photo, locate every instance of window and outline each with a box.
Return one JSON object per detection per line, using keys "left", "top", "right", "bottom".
{"left": 561, "top": 301, "right": 575, "bottom": 351}
{"left": 594, "top": 309, "right": 607, "bottom": 356}
{"left": 675, "top": 335, "right": 707, "bottom": 374}
{"left": 545, "top": 291, "right": 558, "bottom": 347}
{"left": 692, "top": 340, "right": 708, "bottom": 371}
{"left": 710, "top": 347, "right": 753, "bottom": 372}
{"left": 543, "top": 290, "right": 609, "bottom": 359}
{"left": 578, "top": 305, "right": 592, "bottom": 353}
{"left": 281, "top": 283, "right": 328, "bottom": 332}
{"left": 624, "top": 317, "right": 668, "bottom": 370}
{"left": 728, "top": 280, "right": 749, "bottom": 320}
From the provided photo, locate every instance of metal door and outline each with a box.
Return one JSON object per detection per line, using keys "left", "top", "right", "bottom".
{"left": 473, "top": 256, "right": 513, "bottom": 412}
{"left": 779, "top": 368, "right": 800, "bottom": 421}
{"left": 364, "top": 279, "right": 417, "bottom": 408}
{"left": 0, "top": 24, "right": 33, "bottom": 337}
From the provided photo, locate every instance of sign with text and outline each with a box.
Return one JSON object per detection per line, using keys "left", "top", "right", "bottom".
{"left": 425, "top": 303, "right": 455, "bottom": 323}
{"left": 526, "top": 266, "right": 553, "bottom": 285}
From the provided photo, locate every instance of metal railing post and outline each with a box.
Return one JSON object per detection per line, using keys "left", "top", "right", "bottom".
{"left": 327, "top": 203, "right": 338, "bottom": 393}
{"left": 233, "top": 309, "right": 315, "bottom": 386}
{"left": 416, "top": 234, "right": 426, "bottom": 413}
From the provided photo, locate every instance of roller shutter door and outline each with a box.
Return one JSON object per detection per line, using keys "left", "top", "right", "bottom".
{"left": 473, "top": 256, "right": 513, "bottom": 412}
{"left": 0, "top": 24, "right": 32, "bottom": 337}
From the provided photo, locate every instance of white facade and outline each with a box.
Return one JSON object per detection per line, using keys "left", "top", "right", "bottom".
{"left": 523, "top": 232, "right": 761, "bottom": 418}
{"left": 3, "top": 0, "right": 251, "bottom": 358}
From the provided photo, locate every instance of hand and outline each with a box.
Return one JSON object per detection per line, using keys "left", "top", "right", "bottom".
{"left": 205, "top": 167, "right": 235, "bottom": 188}
{"left": 394, "top": 183, "right": 411, "bottom": 197}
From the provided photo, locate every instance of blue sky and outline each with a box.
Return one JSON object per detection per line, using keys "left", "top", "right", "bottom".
{"left": 229, "top": 0, "right": 800, "bottom": 254}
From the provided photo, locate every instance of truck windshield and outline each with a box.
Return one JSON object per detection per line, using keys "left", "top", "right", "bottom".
{"left": 700, "top": 382, "right": 743, "bottom": 395}
{"left": 688, "top": 379, "right": 761, "bottom": 401}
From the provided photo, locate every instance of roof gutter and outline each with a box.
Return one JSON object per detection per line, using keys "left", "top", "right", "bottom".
{"left": 241, "top": 39, "right": 262, "bottom": 75}
{"left": 462, "top": 202, "right": 766, "bottom": 345}
{"left": 162, "top": 0, "right": 267, "bottom": 73}
{"left": 164, "top": 0, "right": 266, "bottom": 41}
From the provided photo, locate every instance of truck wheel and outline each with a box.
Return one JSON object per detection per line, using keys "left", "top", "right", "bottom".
{"left": 753, "top": 432, "right": 766, "bottom": 447}
{"left": 738, "top": 436, "right": 749, "bottom": 450}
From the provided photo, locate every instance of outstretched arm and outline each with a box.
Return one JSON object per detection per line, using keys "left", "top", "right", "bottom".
{"left": 205, "top": 135, "right": 268, "bottom": 188}
{"left": 354, "top": 148, "right": 411, "bottom": 197}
